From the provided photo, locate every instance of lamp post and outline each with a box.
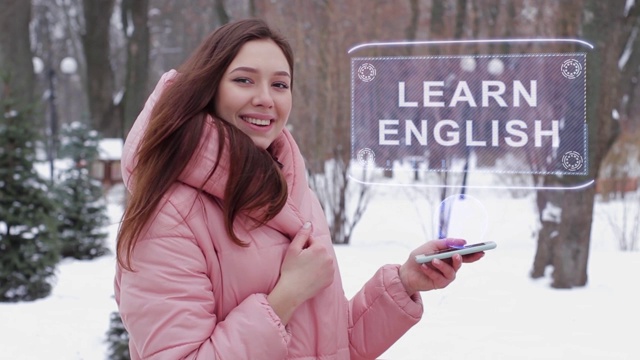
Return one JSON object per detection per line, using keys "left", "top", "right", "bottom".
{"left": 32, "top": 56, "right": 56, "bottom": 181}
{"left": 458, "top": 57, "right": 504, "bottom": 196}
{"left": 438, "top": 58, "right": 476, "bottom": 238}
{"left": 438, "top": 57, "right": 505, "bottom": 239}
{"left": 459, "top": 57, "right": 478, "bottom": 198}
{"left": 32, "top": 55, "right": 77, "bottom": 182}
{"left": 59, "top": 57, "right": 78, "bottom": 124}
{"left": 47, "top": 66, "right": 58, "bottom": 182}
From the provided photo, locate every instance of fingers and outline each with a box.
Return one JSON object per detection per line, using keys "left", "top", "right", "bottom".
{"left": 430, "top": 239, "right": 452, "bottom": 251}
{"left": 443, "top": 238, "right": 467, "bottom": 248}
{"left": 420, "top": 258, "right": 457, "bottom": 290}
{"left": 428, "top": 238, "right": 467, "bottom": 252}
{"left": 289, "top": 222, "right": 313, "bottom": 251}
{"left": 412, "top": 239, "right": 487, "bottom": 292}
{"left": 432, "top": 258, "right": 457, "bottom": 280}
{"left": 451, "top": 254, "right": 463, "bottom": 272}
{"left": 461, "top": 252, "right": 485, "bottom": 263}
{"left": 419, "top": 263, "right": 448, "bottom": 290}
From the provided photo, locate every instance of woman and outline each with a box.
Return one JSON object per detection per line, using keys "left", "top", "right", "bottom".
{"left": 115, "top": 18, "right": 484, "bottom": 360}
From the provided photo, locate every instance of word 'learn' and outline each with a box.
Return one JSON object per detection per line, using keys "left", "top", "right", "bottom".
{"left": 398, "top": 80, "right": 537, "bottom": 108}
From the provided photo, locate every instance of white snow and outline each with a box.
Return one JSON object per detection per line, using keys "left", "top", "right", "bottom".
{"left": 98, "top": 138, "right": 123, "bottom": 161}
{"left": 0, "top": 178, "right": 638, "bottom": 359}
{"left": 32, "top": 57, "right": 45, "bottom": 75}
{"left": 33, "top": 159, "right": 75, "bottom": 181}
{"left": 613, "top": 108, "right": 620, "bottom": 120}
{"left": 625, "top": 0, "right": 636, "bottom": 17}
{"left": 113, "top": 89, "right": 124, "bottom": 106}
{"left": 618, "top": 27, "right": 638, "bottom": 70}
{"left": 126, "top": 11, "right": 135, "bottom": 37}
{"left": 541, "top": 201, "right": 562, "bottom": 223}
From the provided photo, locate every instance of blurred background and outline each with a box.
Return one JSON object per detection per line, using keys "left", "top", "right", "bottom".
{"left": 1, "top": 0, "right": 639, "bottom": 359}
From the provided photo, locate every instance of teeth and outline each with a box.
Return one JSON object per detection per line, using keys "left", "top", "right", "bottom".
{"left": 242, "top": 116, "right": 270, "bottom": 126}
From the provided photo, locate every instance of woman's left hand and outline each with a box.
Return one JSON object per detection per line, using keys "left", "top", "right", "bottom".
{"left": 399, "top": 238, "right": 484, "bottom": 296}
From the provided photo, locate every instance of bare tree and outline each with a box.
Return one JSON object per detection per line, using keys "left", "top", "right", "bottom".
{"left": 81, "top": 0, "right": 118, "bottom": 136}
{"left": 595, "top": 8, "right": 640, "bottom": 251}
{"left": 527, "top": 0, "right": 581, "bottom": 282}
{"left": 0, "top": 0, "right": 35, "bottom": 109}
{"left": 531, "top": 0, "right": 640, "bottom": 288}
{"left": 215, "top": 0, "right": 230, "bottom": 24}
{"left": 300, "top": 0, "right": 370, "bottom": 244}
{"left": 121, "top": 0, "right": 150, "bottom": 138}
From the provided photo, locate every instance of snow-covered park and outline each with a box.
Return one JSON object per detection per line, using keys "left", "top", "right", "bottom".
{"left": 0, "top": 165, "right": 638, "bottom": 359}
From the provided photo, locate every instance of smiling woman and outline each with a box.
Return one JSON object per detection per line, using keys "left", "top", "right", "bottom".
{"left": 114, "top": 17, "right": 485, "bottom": 360}
{"left": 215, "top": 39, "right": 292, "bottom": 150}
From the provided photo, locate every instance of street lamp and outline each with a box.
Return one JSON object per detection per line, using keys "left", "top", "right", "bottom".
{"left": 59, "top": 57, "right": 78, "bottom": 125}
{"left": 438, "top": 57, "right": 505, "bottom": 239}
{"left": 32, "top": 55, "right": 77, "bottom": 182}
{"left": 437, "top": 57, "right": 477, "bottom": 238}
{"left": 459, "top": 57, "right": 477, "bottom": 197}
{"left": 458, "top": 57, "right": 504, "bottom": 196}
{"left": 32, "top": 56, "right": 57, "bottom": 181}
{"left": 487, "top": 58, "right": 505, "bottom": 76}
{"left": 59, "top": 57, "right": 77, "bottom": 74}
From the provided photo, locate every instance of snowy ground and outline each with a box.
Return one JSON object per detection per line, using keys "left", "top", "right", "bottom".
{"left": 1, "top": 176, "right": 638, "bottom": 359}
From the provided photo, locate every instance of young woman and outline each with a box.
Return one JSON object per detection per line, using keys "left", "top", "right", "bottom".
{"left": 115, "top": 18, "right": 484, "bottom": 360}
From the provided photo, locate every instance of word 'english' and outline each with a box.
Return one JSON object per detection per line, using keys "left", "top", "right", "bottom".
{"left": 398, "top": 80, "right": 537, "bottom": 108}
{"left": 379, "top": 119, "right": 559, "bottom": 147}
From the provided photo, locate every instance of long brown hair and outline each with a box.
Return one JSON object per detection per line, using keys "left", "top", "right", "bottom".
{"left": 117, "top": 18, "right": 294, "bottom": 270}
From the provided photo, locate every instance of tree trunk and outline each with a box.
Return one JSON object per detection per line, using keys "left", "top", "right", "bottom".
{"left": 530, "top": 183, "right": 559, "bottom": 278}
{"left": 215, "top": 0, "right": 230, "bottom": 25}
{"left": 121, "top": 0, "right": 150, "bottom": 139}
{"left": 532, "top": 0, "right": 640, "bottom": 288}
{"left": 405, "top": 0, "right": 420, "bottom": 45}
{"left": 82, "top": 0, "right": 117, "bottom": 136}
{"left": 553, "top": 187, "right": 596, "bottom": 287}
{"left": 0, "top": 0, "right": 34, "bottom": 108}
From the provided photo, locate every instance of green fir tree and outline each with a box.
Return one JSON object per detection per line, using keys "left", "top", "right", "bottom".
{"left": 106, "top": 311, "right": 130, "bottom": 360}
{"left": 55, "top": 121, "right": 110, "bottom": 260}
{"left": 0, "top": 84, "right": 60, "bottom": 302}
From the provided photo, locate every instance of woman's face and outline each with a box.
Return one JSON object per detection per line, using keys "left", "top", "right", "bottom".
{"left": 215, "top": 39, "right": 292, "bottom": 150}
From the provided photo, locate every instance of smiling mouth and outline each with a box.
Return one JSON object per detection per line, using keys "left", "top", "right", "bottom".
{"left": 241, "top": 116, "right": 271, "bottom": 126}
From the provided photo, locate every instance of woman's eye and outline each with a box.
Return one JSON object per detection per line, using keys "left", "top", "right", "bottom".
{"left": 233, "top": 77, "right": 252, "bottom": 84}
{"left": 273, "top": 82, "right": 290, "bottom": 89}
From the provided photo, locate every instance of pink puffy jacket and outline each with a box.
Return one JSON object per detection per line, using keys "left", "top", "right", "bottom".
{"left": 114, "top": 70, "right": 423, "bottom": 359}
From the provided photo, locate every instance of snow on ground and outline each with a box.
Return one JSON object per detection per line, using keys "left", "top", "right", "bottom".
{"left": 1, "top": 179, "right": 638, "bottom": 359}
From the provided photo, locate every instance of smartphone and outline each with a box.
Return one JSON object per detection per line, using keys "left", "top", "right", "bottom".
{"left": 415, "top": 241, "right": 497, "bottom": 264}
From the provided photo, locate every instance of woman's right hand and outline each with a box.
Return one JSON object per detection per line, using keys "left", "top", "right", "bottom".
{"left": 267, "top": 222, "right": 335, "bottom": 325}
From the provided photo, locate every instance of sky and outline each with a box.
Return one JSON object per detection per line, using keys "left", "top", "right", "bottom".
{"left": 0, "top": 168, "right": 638, "bottom": 360}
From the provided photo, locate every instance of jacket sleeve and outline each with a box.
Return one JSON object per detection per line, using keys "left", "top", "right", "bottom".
{"left": 115, "top": 201, "right": 291, "bottom": 359}
{"left": 347, "top": 264, "right": 424, "bottom": 360}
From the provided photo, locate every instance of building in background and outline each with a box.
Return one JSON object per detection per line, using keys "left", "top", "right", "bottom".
{"left": 92, "top": 138, "right": 123, "bottom": 190}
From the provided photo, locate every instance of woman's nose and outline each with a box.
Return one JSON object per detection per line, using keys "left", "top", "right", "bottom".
{"left": 252, "top": 85, "right": 274, "bottom": 108}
